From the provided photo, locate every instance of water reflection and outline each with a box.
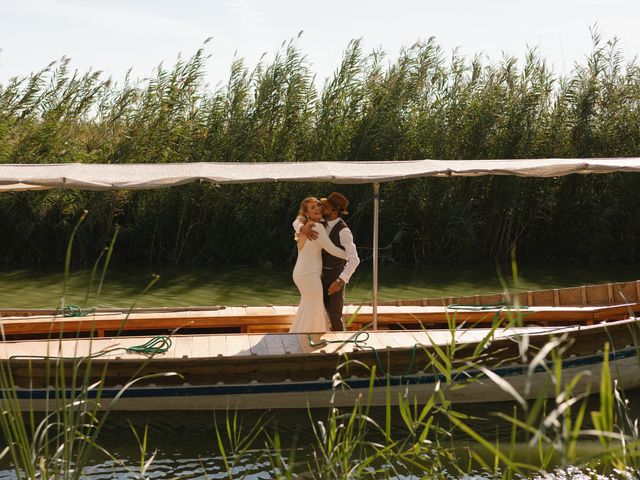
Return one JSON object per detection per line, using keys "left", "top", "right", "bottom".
{"left": 1, "top": 392, "right": 638, "bottom": 479}
{"left": 1, "top": 262, "right": 639, "bottom": 309}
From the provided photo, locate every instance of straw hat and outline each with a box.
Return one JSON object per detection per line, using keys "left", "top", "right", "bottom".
{"left": 321, "top": 192, "right": 349, "bottom": 215}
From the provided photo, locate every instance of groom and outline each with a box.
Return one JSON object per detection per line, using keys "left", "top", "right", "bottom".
{"left": 298, "top": 192, "right": 360, "bottom": 331}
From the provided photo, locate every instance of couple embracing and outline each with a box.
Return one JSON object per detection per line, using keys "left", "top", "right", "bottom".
{"left": 289, "top": 192, "right": 360, "bottom": 333}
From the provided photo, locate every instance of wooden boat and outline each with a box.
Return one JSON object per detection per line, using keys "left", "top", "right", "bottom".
{"left": 1, "top": 280, "right": 639, "bottom": 340}
{"left": 1, "top": 317, "right": 638, "bottom": 410}
{"left": 2, "top": 160, "right": 640, "bottom": 410}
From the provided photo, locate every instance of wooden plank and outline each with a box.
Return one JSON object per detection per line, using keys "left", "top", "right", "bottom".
{"left": 383, "top": 332, "right": 422, "bottom": 348}
{"left": 531, "top": 290, "right": 555, "bottom": 307}
{"left": 225, "top": 335, "right": 251, "bottom": 357}
{"left": 4, "top": 340, "right": 51, "bottom": 359}
{"left": 264, "top": 335, "right": 287, "bottom": 356}
{"left": 173, "top": 336, "right": 193, "bottom": 359}
{"left": 208, "top": 334, "right": 227, "bottom": 357}
{"left": 191, "top": 335, "right": 211, "bottom": 358}
{"left": 586, "top": 284, "right": 609, "bottom": 305}
{"left": 527, "top": 290, "right": 534, "bottom": 306}
{"left": 228, "top": 307, "right": 248, "bottom": 318}
{"left": 296, "top": 333, "right": 325, "bottom": 354}
{"left": 614, "top": 282, "right": 636, "bottom": 303}
{"left": 246, "top": 324, "right": 290, "bottom": 333}
{"left": 407, "top": 330, "right": 460, "bottom": 347}
{"left": 558, "top": 287, "right": 581, "bottom": 305}
{"left": 357, "top": 333, "right": 388, "bottom": 353}
{"left": 281, "top": 334, "right": 302, "bottom": 354}
{"left": 245, "top": 306, "right": 279, "bottom": 317}
{"left": 57, "top": 338, "right": 96, "bottom": 358}
{"left": 273, "top": 306, "right": 298, "bottom": 316}
{"left": 248, "top": 334, "right": 270, "bottom": 356}
{"left": 373, "top": 332, "right": 403, "bottom": 349}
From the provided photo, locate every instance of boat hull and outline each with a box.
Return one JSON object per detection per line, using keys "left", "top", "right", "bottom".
{"left": 8, "top": 346, "right": 639, "bottom": 411}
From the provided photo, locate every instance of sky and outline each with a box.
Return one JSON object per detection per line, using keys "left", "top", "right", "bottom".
{"left": 1, "top": 0, "right": 640, "bottom": 90}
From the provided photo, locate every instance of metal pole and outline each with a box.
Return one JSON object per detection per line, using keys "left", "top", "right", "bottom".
{"left": 372, "top": 183, "right": 380, "bottom": 330}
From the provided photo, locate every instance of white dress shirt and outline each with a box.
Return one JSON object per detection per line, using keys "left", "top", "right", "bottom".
{"left": 293, "top": 217, "right": 360, "bottom": 283}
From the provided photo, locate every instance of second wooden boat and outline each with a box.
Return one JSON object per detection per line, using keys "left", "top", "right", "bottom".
{"left": 0, "top": 280, "right": 639, "bottom": 340}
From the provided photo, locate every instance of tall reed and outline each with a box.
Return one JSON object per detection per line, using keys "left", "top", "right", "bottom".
{"left": 2, "top": 31, "right": 640, "bottom": 267}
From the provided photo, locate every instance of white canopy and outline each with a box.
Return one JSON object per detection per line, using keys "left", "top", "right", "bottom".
{"left": 1, "top": 158, "right": 640, "bottom": 191}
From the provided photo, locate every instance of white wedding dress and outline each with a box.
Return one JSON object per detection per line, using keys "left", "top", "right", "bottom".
{"left": 289, "top": 224, "right": 348, "bottom": 333}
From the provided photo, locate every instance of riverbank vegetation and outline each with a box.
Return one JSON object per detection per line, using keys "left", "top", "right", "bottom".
{"left": 2, "top": 31, "right": 640, "bottom": 267}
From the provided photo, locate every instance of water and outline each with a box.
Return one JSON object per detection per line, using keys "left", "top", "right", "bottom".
{"left": 2, "top": 399, "right": 639, "bottom": 479}
{"left": 1, "top": 262, "right": 639, "bottom": 309}
{"left": 1, "top": 262, "right": 639, "bottom": 478}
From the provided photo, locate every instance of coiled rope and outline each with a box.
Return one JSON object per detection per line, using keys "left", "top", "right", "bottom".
{"left": 62, "top": 304, "right": 96, "bottom": 317}
{"left": 124, "top": 336, "right": 172, "bottom": 355}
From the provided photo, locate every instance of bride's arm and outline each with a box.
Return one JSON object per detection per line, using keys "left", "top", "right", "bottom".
{"left": 314, "top": 225, "right": 347, "bottom": 259}
{"left": 293, "top": 217, "right": 318, "bottom": 240}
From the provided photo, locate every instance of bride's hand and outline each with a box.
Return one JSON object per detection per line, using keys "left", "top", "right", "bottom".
{"left": 300, "top": 220, "right": 319, "bottom": 240}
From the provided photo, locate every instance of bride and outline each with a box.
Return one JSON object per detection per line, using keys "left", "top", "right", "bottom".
{"left": 289, "top": 197, "right": 347, "bottom": 333}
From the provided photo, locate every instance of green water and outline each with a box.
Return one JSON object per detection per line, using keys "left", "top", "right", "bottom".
{"left": 1, "top": 262, "right": 639, "bottom": 309}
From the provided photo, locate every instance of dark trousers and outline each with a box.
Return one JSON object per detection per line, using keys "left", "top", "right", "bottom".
{"left": 322, "top": 267, "right": 345, "bottom": 331}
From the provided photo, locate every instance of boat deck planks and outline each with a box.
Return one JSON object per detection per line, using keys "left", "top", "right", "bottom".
{"left": 264, "top": 334, "right": 287, "bottom": 356}
{"left": 281, "top": 334, "right": 302, "bottom": 354}
{"left": 371, "top": 331, "right": 403, "bottom": 349}
{"left": 173, "top": 336, "right": 193, "bottom": 359}
{"left": 248, "top": 334, "right": 270, "bottom": 356}
{"left": 192, "top": 335, "right": 211, "bottom": 358}
{"left": 297, "top": 333, "right": 324, "bottom": 354}
{"left": 225, "top": 334, "right": 251, "bottom": 356}
{"left": 0, "top": 323, "right": 627, "bottom": 363}
{"left": 210, "top": 335, "right": 228, "bottom": 357}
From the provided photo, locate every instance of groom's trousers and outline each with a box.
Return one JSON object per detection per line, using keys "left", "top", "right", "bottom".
{"left": 322, "top": 267, "right": 346, "bottom": 331}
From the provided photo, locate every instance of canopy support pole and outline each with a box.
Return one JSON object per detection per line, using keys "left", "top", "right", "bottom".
{"left": 372, "top": 182, "right": 380, "bottom": 330}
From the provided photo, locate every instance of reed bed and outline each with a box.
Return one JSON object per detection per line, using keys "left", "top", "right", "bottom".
{"left": 2, "top": 32, "right": 640, "bottom": 267}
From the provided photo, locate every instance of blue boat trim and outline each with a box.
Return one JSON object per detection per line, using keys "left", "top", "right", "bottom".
{"left": 4, "top": 346, "right": 638, "bottom": 400}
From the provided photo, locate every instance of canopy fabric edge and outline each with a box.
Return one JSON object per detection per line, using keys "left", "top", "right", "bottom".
{"left": 1, "top": 158, "right": 640, "bottom": 191}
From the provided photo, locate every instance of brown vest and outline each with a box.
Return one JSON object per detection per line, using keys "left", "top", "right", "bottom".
{"left": 322, "top": 219, "right": 348, "bottom": 269}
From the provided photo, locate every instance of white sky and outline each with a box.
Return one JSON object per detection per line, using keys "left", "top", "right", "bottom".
{"left": 1, "top": 0, "right": 639, "bottom": 90}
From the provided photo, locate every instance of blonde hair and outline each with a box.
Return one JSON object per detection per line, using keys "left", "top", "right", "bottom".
{"left": 296, "top": 196, "right": 321, "bottom": 223}
{"left": 295, "top": 196, "right": 321, "bottom": 240}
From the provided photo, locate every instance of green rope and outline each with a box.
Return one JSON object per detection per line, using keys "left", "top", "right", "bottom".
{"left": 9, "top": 336, "right": 173, "bottom": 360}
{"left": 445, "top": 303, "right": 529, "bottom": 311}
{"left": 62, "top": 304, "right": 96, "bottom": 317}
{"left": 125, "top": 336, "right": 172, "bottom": 355}
{"left": 307, "top": 331, "right": 418, "bottom": 378}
